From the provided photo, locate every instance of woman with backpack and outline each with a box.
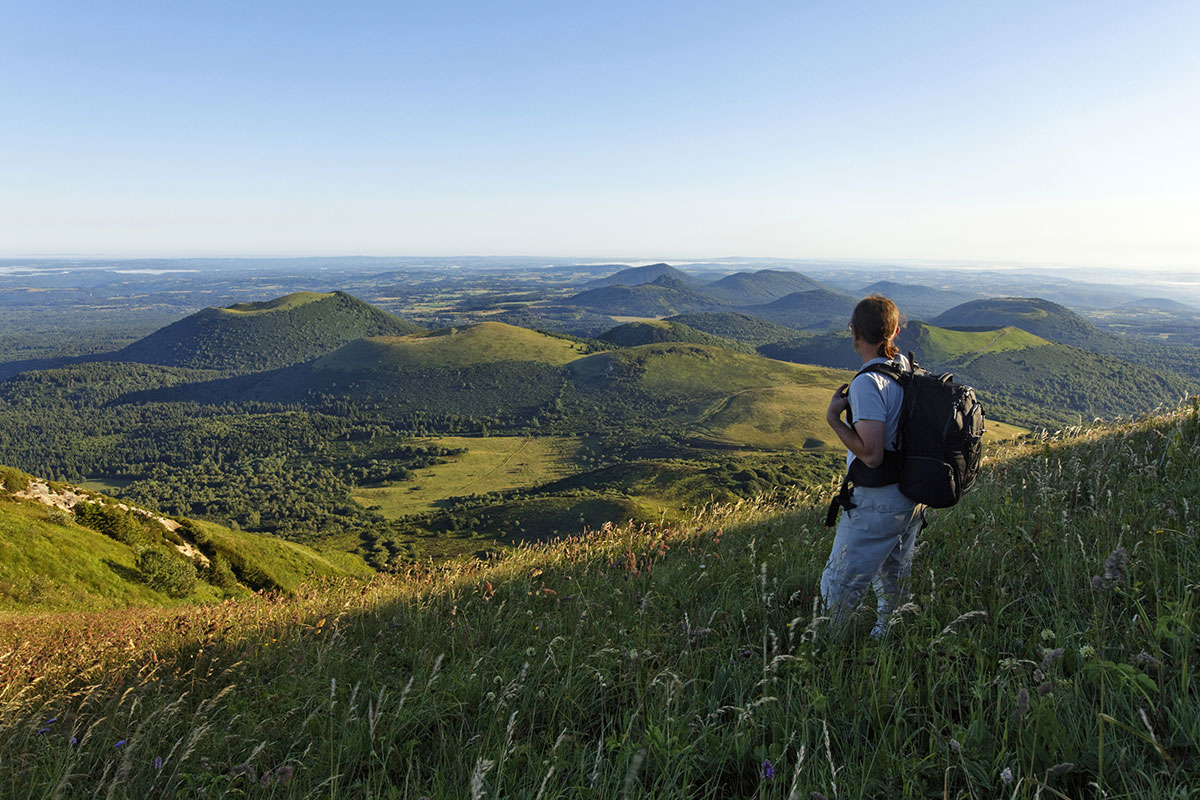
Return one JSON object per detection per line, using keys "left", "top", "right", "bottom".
{"left": 821, "top": 295, "right": 926, "bottom": 637}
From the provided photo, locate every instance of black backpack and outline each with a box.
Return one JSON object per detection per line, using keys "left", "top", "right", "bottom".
{"left": 826, "top": 353, "right": 984, "bottom": 524}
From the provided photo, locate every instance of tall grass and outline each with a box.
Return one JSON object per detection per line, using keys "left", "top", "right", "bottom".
{"left": 2, "top": 402, "right": 1197, "bottom": 798}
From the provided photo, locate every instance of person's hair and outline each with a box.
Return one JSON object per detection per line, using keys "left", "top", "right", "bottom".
{"left": 850, "top": 294, "right": 901, "bottom": 359}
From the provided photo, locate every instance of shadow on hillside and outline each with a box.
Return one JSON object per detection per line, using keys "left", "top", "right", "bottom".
{"left": 102, "top": 558, "right": 145, "bottom": 587}
{"left": 110, "top": 368, "right": 291, "bottom": 406}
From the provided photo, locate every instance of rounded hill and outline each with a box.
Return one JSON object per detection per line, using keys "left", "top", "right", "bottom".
{"left": 933, "top": 297, "right": 1100, "bottom": 348}
{"left": 115, "top": 291, "right": 424, "bottom": 372}
{"left": 598, "top": 320, "right": 750, "bottom": 352}
{"left": 311, "top": 322, "right": 593, "bottom": 373}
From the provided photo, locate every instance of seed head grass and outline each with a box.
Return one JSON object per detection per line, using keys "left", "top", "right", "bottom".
{"left": 1, "top": 402, "right": 1198, "bottom": 797}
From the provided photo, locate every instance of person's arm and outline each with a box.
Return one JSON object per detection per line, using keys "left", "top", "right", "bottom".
{"left": 826, "top": 384, "right": 887, "bottom": 468}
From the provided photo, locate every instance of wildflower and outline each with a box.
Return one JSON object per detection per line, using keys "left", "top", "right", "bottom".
{"left": 1079, "top": 644, "right": 1095, "bottom": 659}
{"left": 230, "top": 764, "right": 257, "bottom": 782}
{"left": 948, "top": 738, "right": 961, "bottom": 753}
{"left": 1041, "top": 647, "right": 1065, "bottom": 669}
{"left": 261, "top": 765, "right": 295, "bottom": 787}
{"left": 154, "top": 757, "right": 163, "bottom": 770}
{"left": 1037, "top": 681, "right": 1053, "bottom": 697}
{"left": 1104, "top": 546, "right": 1127, "bottom": 581}
{"left": 46, "top": 717, "right": 58, "bottom": 724}
{"left": 761, "top": 759, "right": 774, "bottom": 779}
{"left": 1000, "top": 767, "right": 1013, "bottom": 785}
{"left": 114, "top": 739, "right": 127, "bottom": 748}
{"left": 69, "top": 736, "right": 77, "bottom": 745}
{"left": 1134, "top": 651, "right": 1161, "bottom": 668}
{"left": 1011, "top": 689, "right": 1029, "bottom": 725}
{"left": 1039, "top": 628, "right": 1055, "bottom": 642}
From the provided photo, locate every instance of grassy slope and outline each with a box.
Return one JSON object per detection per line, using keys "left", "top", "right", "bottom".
{"left": 920, "top": 323, "right": 1048, "bottom": 360}
{"left": 313, "top": 322, "right": 590, "bottom": 372}
{"left": 667, "top": 312, "right": 805, "bottom": 347}
{"left": 0, "top": 470, "right": 371, "bottom": 611}
{"left": 2, "top": 402, "right": 1195, "bottom": 797}
{"left": 0, "top": 497, "right": 222, "bottom": 610}
{"left": 571, "top": 343, "right": 846, "bottom": 400}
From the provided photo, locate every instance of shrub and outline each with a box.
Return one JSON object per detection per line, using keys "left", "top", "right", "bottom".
{"left": 0, "top": 467, "right": 28, "bottom": 494}
{"left": 203, "top": 553, "right": 239, "bottom": 591}
{"left": 135, "top": 548, "right": 197, "bottom": 598}
{"left": 74, "top": 502, "right": 154, "bottom": 548}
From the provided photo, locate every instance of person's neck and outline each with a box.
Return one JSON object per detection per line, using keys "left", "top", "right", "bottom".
{"left": 855, "top": 339, "right": 883, "bottom": 365}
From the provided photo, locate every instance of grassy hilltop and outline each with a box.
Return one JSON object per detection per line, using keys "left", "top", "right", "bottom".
{"left": 2, "top": 402, "right": 1196, "bottom": 798}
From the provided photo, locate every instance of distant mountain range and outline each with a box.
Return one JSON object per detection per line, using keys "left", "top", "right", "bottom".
{"left": 857, "top": 280, "right": 982, "bottom": 320}
{"left": 7, "top": 289, "right": 1195, "bottom": 441}
{"left": 564, "top": 267, "right": 857, "bottom": 323}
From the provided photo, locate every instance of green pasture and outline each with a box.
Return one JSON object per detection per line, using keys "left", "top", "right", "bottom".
{"left": 78, "top": 477, "right": 133, "bottom": 494}
{"left": 921, "top": 323, "right": 1049, "bottom": 361}
{"left": 352, "top": 435, "right": 581, "bottom": 519}
{"left": 693, "top": 384, "right": 841, "bottom": 450}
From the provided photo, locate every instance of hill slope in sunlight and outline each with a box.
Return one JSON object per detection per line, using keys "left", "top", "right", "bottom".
{"left": 0, "top": 465, "right": 370, "bottom": 611}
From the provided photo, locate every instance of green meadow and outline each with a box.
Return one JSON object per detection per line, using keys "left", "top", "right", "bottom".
{"left": 352, "top": 436, "right": 581, "bottom": 519}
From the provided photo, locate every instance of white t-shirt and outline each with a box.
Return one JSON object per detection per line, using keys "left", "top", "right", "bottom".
{"left": 845, "top": 355, "right": 908, "bottom": 470}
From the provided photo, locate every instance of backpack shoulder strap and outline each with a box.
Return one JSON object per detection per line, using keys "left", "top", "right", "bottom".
{"left": 854, "top": 360, "right": 907, "bottom": 384}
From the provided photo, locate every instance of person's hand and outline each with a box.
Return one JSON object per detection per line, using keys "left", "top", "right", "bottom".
{"left": 827, "top": 383, "right": 849, "bottom": 422}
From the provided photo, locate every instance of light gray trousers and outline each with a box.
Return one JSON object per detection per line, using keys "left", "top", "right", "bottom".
{"left": 820, "top": 483, "right": 925, "bottom": 636}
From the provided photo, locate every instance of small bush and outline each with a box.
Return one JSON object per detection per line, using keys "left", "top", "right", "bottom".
{"left": 0, "top": 467, "right": 28, "bottom": 494}
{"left": 45, "top": 507, "right": 73, "bottom": 526}
{"left": 74, "top": 503, "right": 155, "bottom": 548}
{"left": 135, "top": 548, "right": 197, "bottom": 598}
{"left": 203, "top": 553, "right": 239, "bottom": 591}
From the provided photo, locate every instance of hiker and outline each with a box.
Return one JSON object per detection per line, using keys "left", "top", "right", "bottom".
{"left": 821, "top": 295, "right": 925, "bottom": 637}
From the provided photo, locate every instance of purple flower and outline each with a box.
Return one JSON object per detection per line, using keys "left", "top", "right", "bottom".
{"left": 46, "top": 718, "right": 58, "bottom": 724}
{"left": 1040, "top": 648, "right": 1065, "bottom": 669}
{"left": 1103, "top": 547, "right": 1128, "bottom": 582}
{"left": 114, "top": 739, "right": 126, "bottom": 748}
{"left": 1011, "top": 689, "right": 1029, "bottom": 725}
{"left": 154, "top": 757, "right": 163, "bottom": 770}
{"left": 762, "top": 759, "right": 775, "bottom": 780}
{"left": 37, "top": 728, "right": 50, "bottom": 736}
{"left": 69, "top": 736, "right": 77, "bottom": 745}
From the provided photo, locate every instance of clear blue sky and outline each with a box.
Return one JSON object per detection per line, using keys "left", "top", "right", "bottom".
{"left": 3, "top": 0, "right": 1197, "bottom": 268}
